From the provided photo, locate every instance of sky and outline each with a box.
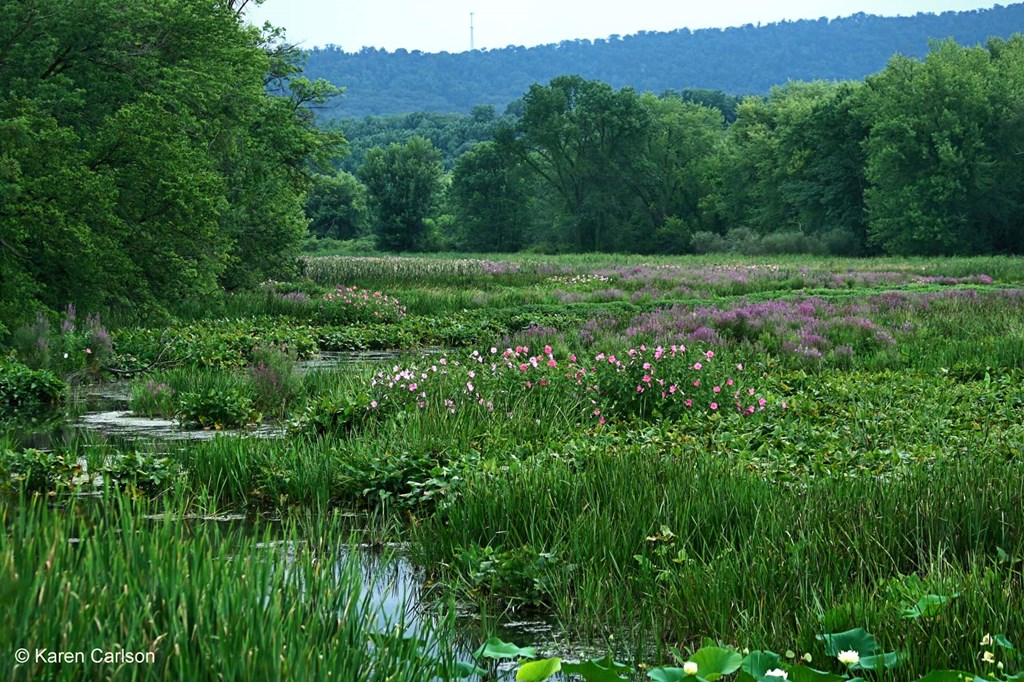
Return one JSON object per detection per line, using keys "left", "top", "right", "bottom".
{"left": 244, "top": 0, "right": 1002, "bottom": 53}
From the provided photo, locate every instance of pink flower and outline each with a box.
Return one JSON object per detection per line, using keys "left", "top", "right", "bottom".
{"left": 370, "top": 400, "right": 378, "bottom": 408}
{"left": 548, "top": 359, "right": 557, "bottom": 368}
{"left": 520, "top": 363, "right": 529, "bottom": 372}
{"left": 466, "top": 381, "right": 475, "bottom": 392}
{"left": 86, "top": 348, "right": 93, "bottom": 355}
{"left": 685, "top": 399, "right": 693, "bottom": 407}
{"left": 693, "top": 380, "right": 700, "bottom": 387}
{"left": 669, "top": 385, "right": 677, "bottom": 394}
{"left": 749, "top": 388, "right": 756, "bottom": 396}
{"left": 440, "top": 358, "right": 447, "bottom": 366}
{"left": 706, "top": 350, "right": 714, "bottom": 359}
{"left": 693, "top": 362, "right": 702, "bottom": 371}
{"left": 737, "top": 363, "right": 744, "bottom": 371}
{"left": 726, "top": 379, "right": 734, "bottom": 386}
{"left": 642, "top": 374, "right": 652, "bottom": 383}
{"left": 782, "top": 401, "right": 788, "bottom": 409}
{"left": 544, "top": 345, "right": 553, "bottom": 355}
{"left": 713, "top": 386, "right": 721, "bottom": 393}
{"left": 710, "top": 402, "right": 718, "bottom": 410}
{"left": 570, "top": 354, "right": 577, "bottom": 362}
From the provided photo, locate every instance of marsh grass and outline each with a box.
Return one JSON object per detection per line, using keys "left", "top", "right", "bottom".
{"left": 413, "top": 440, "right": 1024, "bottom": 677}
{"left": 0, "top": 488, "right": 463, "bottom": 681}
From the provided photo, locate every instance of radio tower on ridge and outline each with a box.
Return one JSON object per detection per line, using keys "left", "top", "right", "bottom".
{"left": 470, "top": 12, "right": 475, "bottom": 50}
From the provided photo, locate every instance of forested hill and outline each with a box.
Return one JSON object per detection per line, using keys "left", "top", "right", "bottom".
{"left": 304, "top": 4, "right": 1024, "bottom": 118}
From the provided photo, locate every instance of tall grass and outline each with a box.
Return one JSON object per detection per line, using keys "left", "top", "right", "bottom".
{"left": 0, "top": 489, "right": 464, "bottom": 681}
{"left": 412, "top": 440, "right": 1024, "bottom": 677}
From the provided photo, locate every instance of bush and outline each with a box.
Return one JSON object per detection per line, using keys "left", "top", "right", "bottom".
{"left": 0, "top": 358, "right": 67, "bottom": 411}
{"left": 177, "top": 387, "right": 259, "bottom": 429}
{"left": 689, "top": 230, "right": 728, "bottom": 254}
{"left": 724, "top": 227, "right": 763, "bottom": 255}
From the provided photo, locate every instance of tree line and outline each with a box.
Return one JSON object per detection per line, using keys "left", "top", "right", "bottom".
{"left": 301, "top": 4, "right": 1024, "bottom": 118}
{"left": 310, "top": 36, "right": 1024, "bottom": 258}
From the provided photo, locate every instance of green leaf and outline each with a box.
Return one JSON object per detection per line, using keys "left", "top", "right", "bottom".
{"left": 562, "top": 655, "right": 633, "bottom": 681}
{"left": 517, "top": 657, "right": 562, "bottom": 681}
{"left": 691, "top": 647, "right": 744, "bottom": 680}
{"left": 786, "top": 667, "right": 846, "bottom": 682}
{"left": 901, "top": 594, "right": 958, "bottom": 619}
{"left": 994, "top": 634, "right": 1014, "bottom": 650}
{"left": 446, "top": 660, "right": 490, "bottom": 678}
{"left": 647, "top": 667, "right": 689, "bottom": 682}
{"left": 816, "top": 628, "right": 878, "bottom": 657}
{"left": 474, "top": 636, "right": 537, "bottom": 660}
{"left": 855, "top": 652, "right": 904, "bottom": 671}
{"left": 742, "top": 651, "right": 782, "bottom": 679}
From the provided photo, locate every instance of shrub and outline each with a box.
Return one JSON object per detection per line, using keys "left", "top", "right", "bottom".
{"left": 0, "top": 358, "right": 67, "bottom": 411}
{"left": 690, "top": 230, "right": 728, "bottom": 254}
{"left": 177, "top": 387, "right": 259, "bottom": 429}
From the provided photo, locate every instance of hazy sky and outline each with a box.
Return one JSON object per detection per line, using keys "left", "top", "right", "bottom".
{"left": 244, "top": 1, "right": 1001, "bottom": 53}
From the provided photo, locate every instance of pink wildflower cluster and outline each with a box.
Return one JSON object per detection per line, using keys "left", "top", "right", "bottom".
{"left": 321, "top": 285, "right": 406, "bottom": 323}
{"left": 358, "top": 343, "right": 782, "bottom": 427}
{"left": 589, "top": 344, "right": 782, "bottom": 421}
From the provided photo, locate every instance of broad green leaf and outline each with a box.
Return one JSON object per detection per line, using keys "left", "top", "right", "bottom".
{"left": 563, "top": 655, "right": 633, "bottom": 681}
{"left": 901, "top": 594, "right": 957, "bottom": 619}
{"left": 994, "top": 634, "right": 1014, "bottom": 650}
{"left": 912, "top": 671, "right": 976, "bottom": 682}
{"left": 856, "top": 652, "right": 904, "bottom": 671}
{"left": 517, "top": 657, "right": 562, "bottom": 681}
{"left": 691, "top": 647, "right": 744, "bottom": 680}
{"left": 446, "top": 660, "right": 490, "bottom": 678}
{"left": 474, "top": 637, "right": 537, "bottom": 660}
{"left": 786, "top": 666, "right": 846, "bottom": 682}
{"left": 742, "top": 651, "right": 782, "bottom": 679}
{"left": 817, "top": 628, "right": 878, "bottom": 657}
{"left": 647, "top": 667, "right": 689, "bottom": 682}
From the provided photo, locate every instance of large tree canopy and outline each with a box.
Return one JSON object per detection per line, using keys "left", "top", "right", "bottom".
{"left": 0, "top": 0, "right": 339, "bottom": 327}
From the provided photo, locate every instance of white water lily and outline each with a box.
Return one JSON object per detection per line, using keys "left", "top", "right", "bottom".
{"left": 837, "top": 650, "right": 860, "bottom": 666}
{"left": 981, "top": 634, "right": 993, "bottom": 646}
{"left": 982, "top": 651, "right": 996, "bottom": 664}
{"left": 684, "top": 661, "right": 699, "bottom": 676}
{"left": 765, "top": 668, "right": 788, "bottom": 680}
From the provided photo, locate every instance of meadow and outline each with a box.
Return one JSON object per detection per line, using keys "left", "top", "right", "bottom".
{"left": 2, "top": 254, "right": 1023, "bottom": 681}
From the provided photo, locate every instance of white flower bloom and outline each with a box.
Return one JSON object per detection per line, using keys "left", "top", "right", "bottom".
{"left": 980, "top": 634, "right": 993, "bottom": 646}
{"left": 982, "top": 651, "right": 996, "bottom": 665}
{"left": 683, "top": 661, "right": 699, "bottom": 676}
{"left": 837, "top": 650, "right": 860, "bottom": 666}
{"left": 765, "top": 668, "right": 788, "bottom": 680}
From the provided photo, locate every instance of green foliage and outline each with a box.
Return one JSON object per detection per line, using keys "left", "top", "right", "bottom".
{"left": 0, "top": 0, "right": 339, "bottom": 327}
{"left": 360, "top": 136, "right": 444, "bottom": 252}
{"left": 177, "top": 387, "right": 259, "bottom": 430}
{"left": 0, "top": 357, "right": 67, "bottom": 412}
{"left": 112, "top": 317, "right": 319, "bottom": 371}
{"left": 860, "top": 38, "right": 1024, "bottom": 255}
{"left": 129, "top": 379, "right": 178, "bottom": 418}
{"left": 305, "top": 170, "right": 370, "bottom": 240}
{"left": 248, "top": 345, "right": 301, "bottom": 418}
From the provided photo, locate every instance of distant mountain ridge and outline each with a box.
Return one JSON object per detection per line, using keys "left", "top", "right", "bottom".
{"left": 302, "top": 4, "right": 1024, "bottom": 118}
